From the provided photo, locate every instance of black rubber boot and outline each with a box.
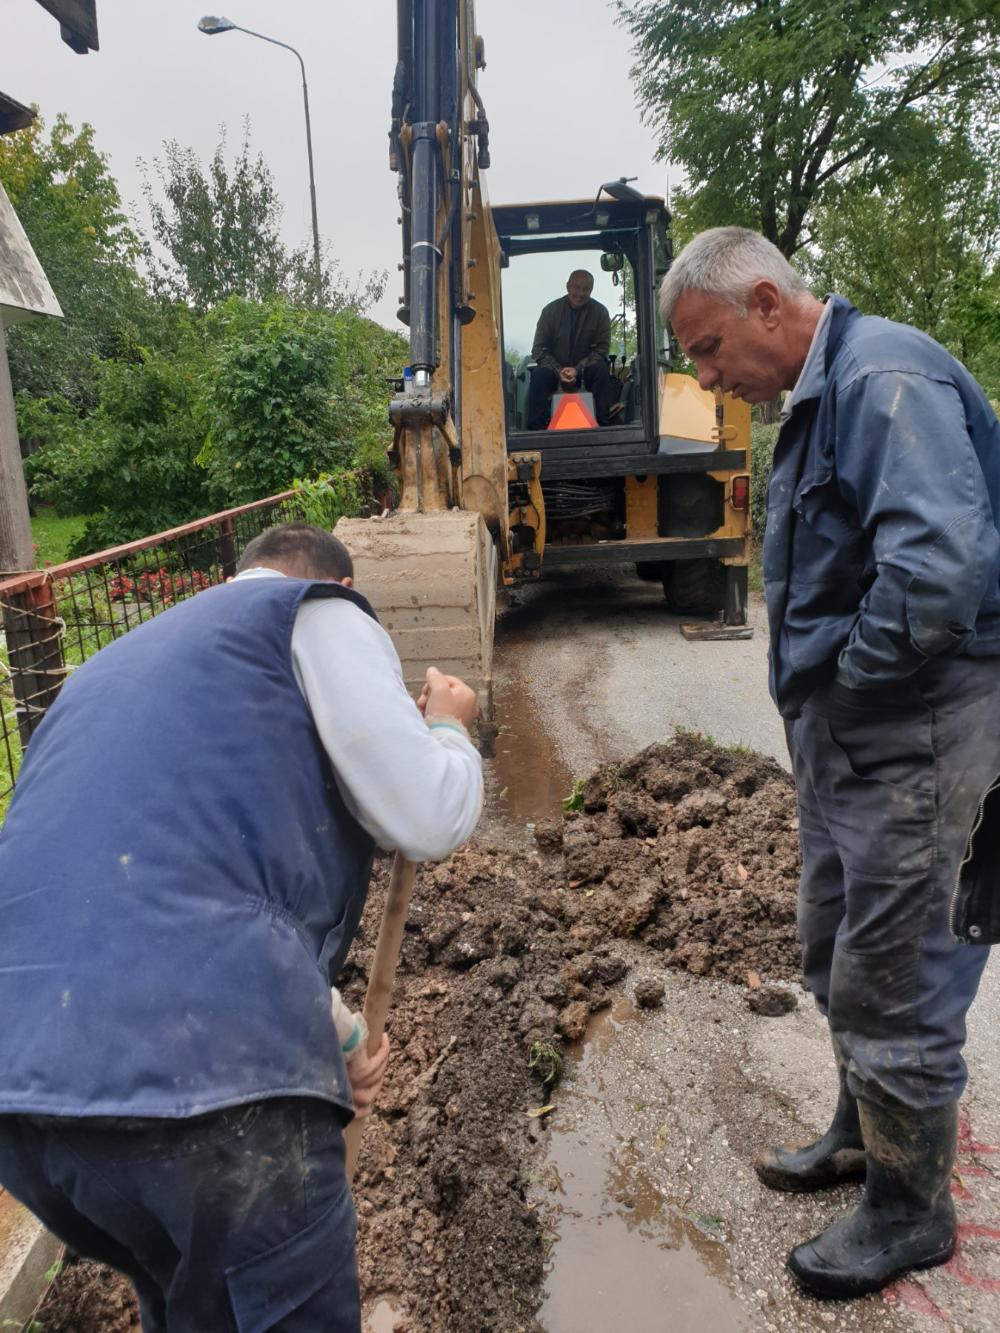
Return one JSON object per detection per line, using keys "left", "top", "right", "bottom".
{"left": 755, "top": 1050, "right": 865, "bottom": 1193}
{"left": 787, "top": 1099, "right": 958, "bottom": 1299}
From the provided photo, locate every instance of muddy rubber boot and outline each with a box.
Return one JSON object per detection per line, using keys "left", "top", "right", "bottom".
{"left": 787, "top": 1099, "right": 958, "bottom": 1299}
{"left": 755, "top": 1055, "right": 865, "bottom": 1192}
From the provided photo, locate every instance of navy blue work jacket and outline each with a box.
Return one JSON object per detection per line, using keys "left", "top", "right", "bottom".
{"left": 0, "top": 577, "right": 376, "bottom": 1119}
{"left": 763, "top": 295, "right": 1000, "bottom": 719}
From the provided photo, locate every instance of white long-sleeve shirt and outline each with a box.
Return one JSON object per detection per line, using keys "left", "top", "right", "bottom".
{"left": 235, "top": 567, "right": 483, "bottom": 862}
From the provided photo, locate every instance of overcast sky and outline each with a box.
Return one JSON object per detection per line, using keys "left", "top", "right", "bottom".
{"left": 5, "top": 0, "right": 667, "bottom": 342}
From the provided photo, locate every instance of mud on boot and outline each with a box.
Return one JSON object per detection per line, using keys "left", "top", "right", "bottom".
{"left": 787, "top": 1099, "right": 958, "bottom": 1299}
{"left": 755, "top": 1054, "right": 865, "bottom": 1193}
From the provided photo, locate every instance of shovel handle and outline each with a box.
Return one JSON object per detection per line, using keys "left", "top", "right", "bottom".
{"left": 344, "top": 853, "right": 419, "bottom": 1181}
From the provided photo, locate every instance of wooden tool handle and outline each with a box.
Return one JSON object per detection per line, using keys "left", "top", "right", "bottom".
{"left": 344, "top": 854, "right": 419, "bottom": 1181}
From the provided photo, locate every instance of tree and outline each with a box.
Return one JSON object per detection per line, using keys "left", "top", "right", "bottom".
{"left": 140, "top": 124, "right": 386, "bottom": 313}
{"left": 609, "top": 261, "right": 638, "bottom": 361}
{"left": 283, "top": 239, "right": 386, "bottom": 315}
{"left": 8, "top": 115, "right": 401, "bottom": 541}
{"left": 808, "top": 114, "right": 1000, "bottom": 395}
{"left": 141, "top": 123, "right": 289, "bottom": 311}
{"left": 618, "top": 0, "right": 1000, "bottom": 257}
{"left": 0, "top": 114, "right": 148, "bottom": 404}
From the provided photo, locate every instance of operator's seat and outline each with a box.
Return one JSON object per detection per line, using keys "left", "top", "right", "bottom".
{"left": 511, "top": 354, "right": 535, "bottom": 431}
{"left": 615, "top": 359, "right": 639, "bottom": 424}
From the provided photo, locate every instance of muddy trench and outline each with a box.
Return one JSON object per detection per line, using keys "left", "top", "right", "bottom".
{"left": 33, "top": 693, "right": 803, "bottom": 1331}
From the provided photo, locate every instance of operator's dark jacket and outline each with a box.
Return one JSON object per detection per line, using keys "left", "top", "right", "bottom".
{"left": 531, "top": 295, "right": 611, "bottom": 375}
{"left": 0, "top": 577, "right": 377, "bottom": 1120}
{"left": 764, "top": 294, "right": 1000, "bottom": 940}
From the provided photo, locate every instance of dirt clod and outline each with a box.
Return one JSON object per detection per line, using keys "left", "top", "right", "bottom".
{"left": 532, "top": 818, "right": 564, "bottom": 853}
{"left": 557, "top": 1000, "right": 591, "bottom": 1041}
{"left": 35, "top": 1258, "right": 139, "bottom": 1332}
{"left": 747, "top": 985, "right": 798, "bottom": 1016}
{"left": 634, "top": 976, "right": 667, "bottom": 1009}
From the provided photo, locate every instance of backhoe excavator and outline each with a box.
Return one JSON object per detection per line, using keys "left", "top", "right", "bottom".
{"left": 336, "top": 0, "right": 751, "bottom": 713}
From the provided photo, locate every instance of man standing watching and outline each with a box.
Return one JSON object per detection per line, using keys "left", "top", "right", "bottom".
{"left": 0, "top": 522, "right": 483, "bottom": 1331}
{"left": 660, "top": 228, "right": 1000, "bottom": 1299}
{"left": 527, "top": 268, "right": 613, "bottom": 428}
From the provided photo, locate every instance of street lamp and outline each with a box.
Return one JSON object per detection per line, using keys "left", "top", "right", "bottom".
{"left": 197, "top": 15, "right": 322, "bottom": 302}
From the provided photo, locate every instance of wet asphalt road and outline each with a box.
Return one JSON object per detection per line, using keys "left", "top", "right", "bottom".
{"left": 486, "top": 566, "right": 1000, "bottom": 1333}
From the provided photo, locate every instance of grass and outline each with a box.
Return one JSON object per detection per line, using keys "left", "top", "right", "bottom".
{"left": 528, "top": 1039, "right": 564, "bottom": 1086}
{"left": 748, "top": 539, "right": 763, "bottom": 592}
{"left": 29, "top": 509, "right": 89, "bottom": 567}
{"left": 3, "top": 517, "right": 90, "bottom": 820}
{"left": 0, "top": 721, "right": 22, "bottom": 822}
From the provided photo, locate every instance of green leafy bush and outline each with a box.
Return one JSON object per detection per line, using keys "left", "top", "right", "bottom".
{"left": 22, "top": 297, "right": 406, "bottom": 551}
{"left": 293, "top": 470, "right": 370, "bottom": 530}
{"left": 331, "top": 309, "right": 407, "bottom": 486}
{"left": 199, "top": 297, "right": 403, "bottom": 507}
{"left": 750, "top": 422, "right": 779, "bottom": 538}
{"left": 23, "top": 351, "right": 209, "bottom": 555}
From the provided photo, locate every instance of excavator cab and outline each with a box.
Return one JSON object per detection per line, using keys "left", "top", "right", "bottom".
{"left": 496, "top": 195, "right": 655, "bottom": 443}
{"left": 496, "top": 190, "right": 751, "bottom": 627}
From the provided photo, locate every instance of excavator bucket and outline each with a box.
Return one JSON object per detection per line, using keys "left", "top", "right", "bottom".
{"left": 334, "top": 510, "right": 498, "bottom": 716}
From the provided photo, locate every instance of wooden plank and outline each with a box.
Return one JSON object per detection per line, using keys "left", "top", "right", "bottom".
{"left": 680, "top": 620, "right": 754, "bottom": 641}
{"left": 0, "top": 184, "right": 62, "bottom": 321}
{"left": 0, "top": 325, "right": 35, "bottom": 578}
{"left": 34, "top": 0, "right": 99, "bottom": 52}
{"left": 0, "top": 93, "right": 35, "bottom": 136}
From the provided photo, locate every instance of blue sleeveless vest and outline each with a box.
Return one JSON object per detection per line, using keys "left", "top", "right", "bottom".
{"left": 0, "top": 577, "right": 377, "bottom": 1118}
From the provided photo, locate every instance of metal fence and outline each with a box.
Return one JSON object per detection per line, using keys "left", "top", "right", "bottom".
{"left": 0, "top": 490, "right": 313, "bottom": 814}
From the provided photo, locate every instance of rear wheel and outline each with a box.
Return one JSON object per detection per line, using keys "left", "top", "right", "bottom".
{"left": 636, "top": 560, "right": 665, "bottom": 583}
{"left": 662, "top": 558, "right": 726, "bottom": 616}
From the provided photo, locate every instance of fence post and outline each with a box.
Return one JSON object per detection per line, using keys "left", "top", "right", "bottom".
{"left": 0, "top": 323, "right": 35, "bottom": 580}
{"left": 218, "top": 517, "right": 237, "bottom": 582}
{"left": 2, "top": 577, "right": 66, "bottom": 749}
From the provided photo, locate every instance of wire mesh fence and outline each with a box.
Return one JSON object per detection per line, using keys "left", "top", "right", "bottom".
{"left": 0, "top": 489, "right": 315, "bottom": 816}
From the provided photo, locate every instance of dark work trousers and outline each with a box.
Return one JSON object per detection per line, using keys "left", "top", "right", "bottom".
{"left": 526, "top": 360, "right": 614, "bottom": 429}
{"left": 0, "top": 1098, "right": 360, "bottom": 1333}
{"left": 787, "top": 656, "right": 1000, "bottom": 1111}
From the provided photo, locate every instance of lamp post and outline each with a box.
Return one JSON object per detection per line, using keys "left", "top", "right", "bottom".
{"left": 198, "top": 15, "right": 322, "bottom": 302}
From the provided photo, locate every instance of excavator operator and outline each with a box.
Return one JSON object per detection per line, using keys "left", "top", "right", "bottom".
{"left": 526, "top": 269, "right": 613, "bottom": 429}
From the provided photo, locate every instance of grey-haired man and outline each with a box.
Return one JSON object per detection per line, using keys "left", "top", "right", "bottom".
{"left": 661, "top": 227, "right": 1000, "bottom": 1299}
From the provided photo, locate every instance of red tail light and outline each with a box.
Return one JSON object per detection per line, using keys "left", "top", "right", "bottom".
{"left": 731, "top": 475, "right": 749, "bottom": 510}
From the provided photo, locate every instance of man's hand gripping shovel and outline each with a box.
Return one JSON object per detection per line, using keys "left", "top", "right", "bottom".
{"left": 344, "top": 667, "right": 478, "bottom": 1182}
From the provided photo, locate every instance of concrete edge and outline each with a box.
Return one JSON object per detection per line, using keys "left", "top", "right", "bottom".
{"left": 0, "top": 1190, "right": 63, "bottom": 1330}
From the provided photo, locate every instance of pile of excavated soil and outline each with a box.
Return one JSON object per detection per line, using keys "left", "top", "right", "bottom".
{"left": 33, "top": 1258, "right": 139, "bottom": 1331}
{"left": 556, "top": 733, "right": 802, "bottom": 984}
{"left": 36, "top": 734, "right": 800, "bottom": 1332}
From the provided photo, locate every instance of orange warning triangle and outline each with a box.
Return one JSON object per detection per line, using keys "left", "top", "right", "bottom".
{"left": 548, "top": 393, "right": 598, "bottom": 431}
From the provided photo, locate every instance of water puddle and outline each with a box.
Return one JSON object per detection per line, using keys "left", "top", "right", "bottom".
{"left": 486, "top": 670, "right": 576, "bottom": 836}
{"left": 364, "top": 1294, "right": 406, "bottom": 1332}
{"left": 538, "top": 1001, "right": 750, "bottom": 1331}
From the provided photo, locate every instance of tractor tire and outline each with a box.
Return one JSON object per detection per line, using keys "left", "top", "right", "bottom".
{"left": 636, "top": 560, "right": 666, "bottom": 583}
{"left": 663, "top": 558, "right": 727, "bottom": 616}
